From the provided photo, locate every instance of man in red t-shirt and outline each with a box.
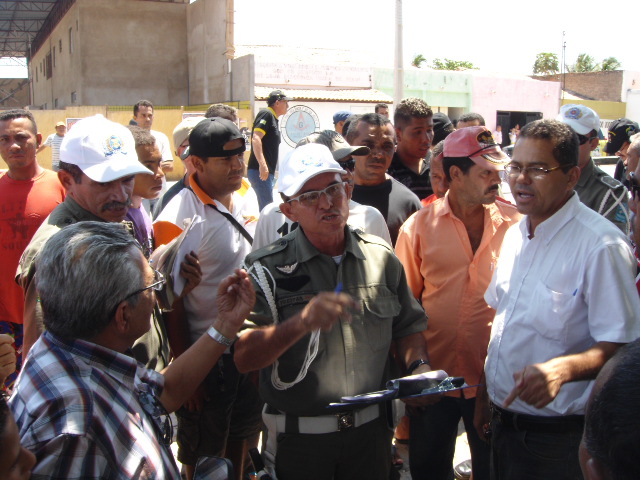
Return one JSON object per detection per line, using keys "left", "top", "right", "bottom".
{"left": 0, "top": 109, "right": 64, "bottom": 391}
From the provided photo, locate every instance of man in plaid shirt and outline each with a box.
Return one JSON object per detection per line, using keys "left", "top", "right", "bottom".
{"left": 9, "top": 222, "right": 253, "bottom": 479}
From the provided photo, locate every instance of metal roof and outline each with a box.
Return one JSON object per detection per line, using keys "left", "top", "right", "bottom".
{"left": 0, "top": 1, "right": 59, "bottom": 58}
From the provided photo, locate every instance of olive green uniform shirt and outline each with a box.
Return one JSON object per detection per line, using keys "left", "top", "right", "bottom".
{"left": 244, "top": 227, "right": 427, "bottom": 416}
{"left": 575, "top": 159, "right": 629, "bottom": 234}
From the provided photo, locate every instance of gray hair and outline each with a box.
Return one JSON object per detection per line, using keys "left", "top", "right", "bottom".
{"left": 35, "top": 221, "right": 144, "bottom": 341}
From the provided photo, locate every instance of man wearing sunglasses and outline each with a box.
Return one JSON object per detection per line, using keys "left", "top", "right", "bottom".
{"left": 557, "top": 104, "right": 629, "bottom": 233}
{"left": 235, "top": 143, "right": 431, "bottom": 480}
{"left": 10, "top": 221, "right": 253, "bottom": 479}
{"left": 477, "top": 120, "right": 640, "bottom": 480}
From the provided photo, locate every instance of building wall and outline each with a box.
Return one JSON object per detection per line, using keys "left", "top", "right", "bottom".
{"left": 29, "top": 0, "right": 189, "bottom": 109}
{"left": 534, "top": 71, "right": 624, "bottom": 102}
{"left": 187, "top": 0, "right": 232, "bottom": 105}
{"left": 472, "top": 75, "right": 561, "bottom": 130}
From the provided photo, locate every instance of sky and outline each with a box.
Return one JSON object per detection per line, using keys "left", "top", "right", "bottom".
{"left": 3, "top": 0, "right": 638, "bottom": 78}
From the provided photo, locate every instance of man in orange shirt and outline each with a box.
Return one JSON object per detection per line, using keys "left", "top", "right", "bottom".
{"left": 396, "top": 126, "right": 520, "bottom": 480}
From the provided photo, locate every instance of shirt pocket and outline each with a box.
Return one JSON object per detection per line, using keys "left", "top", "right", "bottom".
{"left": 529, "top": 284, "right": 576, "bottom": 343}
{"left": 361, "top": 289, "right": 401, "bottom": 352}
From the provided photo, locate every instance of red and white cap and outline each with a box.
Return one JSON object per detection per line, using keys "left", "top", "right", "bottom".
{"left": 443, "top": 126, "right": 509, "bottom": 171}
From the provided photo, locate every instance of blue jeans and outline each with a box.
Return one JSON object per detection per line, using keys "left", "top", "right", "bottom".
{"left": 247, "top": 168, "right": 275, "bottom": 211}
{"left": 409, "top": 396, "right": 490, "bottom": 480}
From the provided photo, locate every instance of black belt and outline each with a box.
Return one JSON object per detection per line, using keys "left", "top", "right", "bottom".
{"left": 492, "top": 405, "right": 584, "bottom": 434}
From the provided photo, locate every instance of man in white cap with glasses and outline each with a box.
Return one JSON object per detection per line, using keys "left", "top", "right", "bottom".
{"left": 234, "top": 143, "right": 431, "bottom": 480}
{"left": 252, "top": 130, "right": 391, "bottom": 250}
{"left": 557, "top": 104, "right": 629, "bottom": 233}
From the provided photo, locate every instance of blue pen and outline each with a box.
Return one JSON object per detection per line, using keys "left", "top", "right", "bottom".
{"left": 334, "top": 282, "right": 343, "bottom": 294}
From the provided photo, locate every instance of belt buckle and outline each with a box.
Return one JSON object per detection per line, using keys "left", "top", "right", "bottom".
{"left": 337, "top": 412, "right": 355, "bottom": 431}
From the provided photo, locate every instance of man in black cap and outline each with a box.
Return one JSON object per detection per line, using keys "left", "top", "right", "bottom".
{"left": 606, "top": 117, "right": 639, "bottom": 183}
{"left": 154, "top": 117, "right": 262, "bottom": 480}
{"left": 432, "top": 112, "right": 455, "bottom": 145}
{"left": 248, "top": 89, "right": 292, "bottom": 210}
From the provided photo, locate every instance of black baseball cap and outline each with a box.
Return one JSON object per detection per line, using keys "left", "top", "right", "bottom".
{"left": 188, "top": 117, "right": 246, "bottom": 158}
{"left": 605, "top": 118, "right": 639, "bottom": 155}
{"left": 268, "top": 90, "right": 293, "bottom": 104}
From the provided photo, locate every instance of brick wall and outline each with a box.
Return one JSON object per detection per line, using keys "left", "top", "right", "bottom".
{"left": 532, "top": 71, "right": 624, "bottom": 102}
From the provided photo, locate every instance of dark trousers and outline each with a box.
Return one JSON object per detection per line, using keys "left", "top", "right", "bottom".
{"left": 490, "top": 411, "right": 584, "bottom": 480}
{"left": 409, "top": 396, "right": 490, "bottom": 480}
{"left": 275, "top": 416, "right": 392, "bottom": 480}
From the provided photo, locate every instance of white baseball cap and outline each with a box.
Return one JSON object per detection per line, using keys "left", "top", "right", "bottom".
{"left": 277, "top": 143, "right": 346, "bottom": 197}
{"left": 60, "top": 115, "right": 152, "bottom": 182}
{"left": 557, "top": 104, "right": 600, "bottom": 135}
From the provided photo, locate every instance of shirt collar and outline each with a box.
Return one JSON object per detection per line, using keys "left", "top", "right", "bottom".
{"left": 290, "top": 226, "right": 366, "bottom": 263}
{"left": 43, "top": 331, "right": 164, "bottom": 391}
{"left": 522, "top": 191, "right": 579, "bottom": 244}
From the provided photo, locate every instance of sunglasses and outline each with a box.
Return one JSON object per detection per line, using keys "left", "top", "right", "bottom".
{"left": 576, "top": 133, "right": 596, "bottom": 146}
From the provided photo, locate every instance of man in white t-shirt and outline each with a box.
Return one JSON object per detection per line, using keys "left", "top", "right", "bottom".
{"left": 133, "top": 99, "right": 174, "bottom": 172}
{"left": 36, "top": 121, "right": 66, "bottom": 171}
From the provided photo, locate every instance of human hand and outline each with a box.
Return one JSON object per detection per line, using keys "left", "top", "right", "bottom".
{"left": 160, "top": 160, "right": 174, "bottom": 173}
{"left": 215, "top": 269, "right": 255, "bottom": 338}
{"left": 184, "top": 384, "right": 207, "bottom": 412}
{"left": 300, "top": 291, "right": 358, "bottom": 332}
{"left": 473, "top": 384, "right": 492, "bottom": 443}
{"left": 177, "top": 251, "right": 202, "bottom": 299}
{"left": 0, "top": 334, "right": 17, "bottom": 387}
{"left": 259, "top": 164, "right": 269, "bottom": 181}
{"left": 503, "top": 362, "right": 565, "bottom": 409}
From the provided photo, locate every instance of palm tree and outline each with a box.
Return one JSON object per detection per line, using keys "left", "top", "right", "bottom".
{"left": 412, "top": 54, "right": 426, "bottom": 68}
{"left": 600, "top": 57, "right": 621, "bottom": 71}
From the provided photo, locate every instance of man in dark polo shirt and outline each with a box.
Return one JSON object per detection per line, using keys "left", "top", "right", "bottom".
{"left": 387, "top": 97, "right": 434, "bottom": 200}
{"left": 248, "top": 89, "right": 292, "bottom": 210}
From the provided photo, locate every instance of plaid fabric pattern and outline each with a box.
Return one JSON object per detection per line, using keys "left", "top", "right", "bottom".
{"left": 10, "top": 331, "right": 180, "bottom": 479}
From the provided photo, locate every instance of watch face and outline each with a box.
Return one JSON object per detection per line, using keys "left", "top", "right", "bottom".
{"left": 281, "top": 105, "right": 320, "bottom": 147}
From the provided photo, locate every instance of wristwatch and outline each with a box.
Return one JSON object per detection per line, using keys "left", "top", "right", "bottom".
{"left": 207, "top": 326, "right": 235, "bottom": 347}
{"left": 407, "top": 358, "right": 430, "bottom": 375}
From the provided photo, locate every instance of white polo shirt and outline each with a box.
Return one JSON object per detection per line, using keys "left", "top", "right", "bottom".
{"left": 154, "top": 175, "right": 259, "bottom": 343}
{"left": 484, "top": 193, "right": 640, "bottom": 416}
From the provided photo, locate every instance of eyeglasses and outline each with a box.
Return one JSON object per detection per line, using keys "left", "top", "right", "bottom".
{"left": 629, "top": 172, "right": 640, "bottom": 201}
{"left": 504, "top": 164, "right": 565, "bottom": 180}
{"left": 123, "top": 269, "right": 166, "bottom": 302}
{"left": 338, "top": 158, "right": 355, "bottom": 171}
{"left": 287, "top": 182, "right": 347, "bottom": 207}
{"left": 577, "top": 134, "right": 596, "bottom": 146}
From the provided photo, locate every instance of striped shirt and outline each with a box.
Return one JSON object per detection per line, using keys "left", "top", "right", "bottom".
{"left": 43, "top": 133, "right": 64, "bottom": 170}
{"left": 10, "top": 331, "right": 180, "bottom": 479}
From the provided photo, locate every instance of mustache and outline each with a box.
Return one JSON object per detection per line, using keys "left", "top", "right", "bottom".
{"left": 102, "top": 198, "right": 132, "bottom": 212}
{"left": 485, "top": 184, "right": 500, "bottom": 194}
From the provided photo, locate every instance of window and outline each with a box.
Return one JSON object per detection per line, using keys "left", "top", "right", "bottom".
{"left": 53, "top": 48, "right": 56, "bottom": 67}
{"left": 71, "top": 91, "right": 77, "bottom": 104}
{"left": 54, "top": 98, "right": 59, "bottom": 108}
{"left": 59, "top": 39, "right": 62, "bottom": 52}
{"left": 69, "top": 28, "right": 73, "bottom": 54}
{"left": 45, "top": 53, "right": 52, "bottom": 79}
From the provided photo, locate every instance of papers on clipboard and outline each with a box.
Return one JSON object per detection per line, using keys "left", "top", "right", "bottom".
{"left": 329, "top": 370, "right": 473, "bottom": 408}
{"left": 150, "top": 215, "right": 204, "bottom": 310}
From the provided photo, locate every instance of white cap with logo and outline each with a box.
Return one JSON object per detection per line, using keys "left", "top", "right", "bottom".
{"left": 557, "top": 104, "right": 600, "bottom": 135}
{"left": 60, "top": 115, "right": 152, "bottom": 182}
{"left": 278, "top": 144, "right": 346, "bottom": 197}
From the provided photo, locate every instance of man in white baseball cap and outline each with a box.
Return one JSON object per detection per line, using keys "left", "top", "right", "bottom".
{"left": 557, "top": 104, "right": 629, "bottom": 233}
{"left": 18, "top": 114, "right": 155, "bottom": 359}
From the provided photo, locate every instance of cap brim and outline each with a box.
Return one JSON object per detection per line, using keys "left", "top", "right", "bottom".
{"left": 605, "top": 139, "right": 625, "bottom": 155}
{"left": 81, "top": 159, "right": 153, "bottom": 183}
{"left": 558, "top": 118, "right": 592, "bottom": 135}
{"left": 332, "top": 145, "right": 370, "bottom": 161}
{"left": 279, "top": 167, "right": 346, "bottom": 196}
{"left": 471, "top": 149, "right": 510, "bottom": 171}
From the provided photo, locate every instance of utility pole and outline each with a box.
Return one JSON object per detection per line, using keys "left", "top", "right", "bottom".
{"left": 393, "top": 0, "right": 403, "bottom": 110}
{"left": 561, "top": 31, "right": 566, "bottom": 100}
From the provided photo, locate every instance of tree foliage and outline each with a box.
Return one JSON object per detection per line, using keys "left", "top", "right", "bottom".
{"left": 570, "top": 53, "right": 597, "bottom": 72}
{"left": 533, "top": 53, "right": 559, "bottom": 75}
{"left": 600, "top": 57, "right": 622, "bottom": 71}
{"left": 411, "top": 54, "right": 426, "bottom": 68}
{"left": 430, "top": 58, "right": 477, "bottom": 71}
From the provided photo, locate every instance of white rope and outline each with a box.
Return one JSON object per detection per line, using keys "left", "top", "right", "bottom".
{"left": 244, "top": 260, "right": 320, "bottom": 390}
{"left": 598, "top": 189, "right": 630, "bottom": 235}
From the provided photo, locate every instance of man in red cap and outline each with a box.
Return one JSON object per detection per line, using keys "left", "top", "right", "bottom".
{"left": 396, "top": 126, "right": 520, "bottom": 480}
